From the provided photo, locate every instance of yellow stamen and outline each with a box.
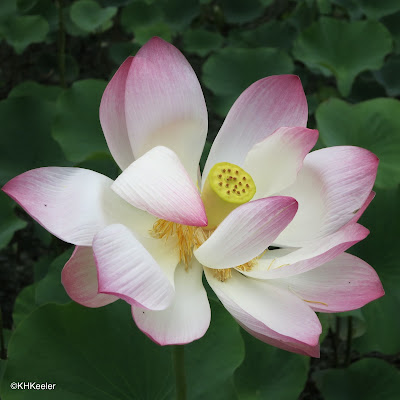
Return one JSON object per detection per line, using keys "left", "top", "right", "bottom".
{"left": 150, "top": 219, "right": 211, "bottom": 270}
{"left": 212, "top": 250, "right": 266, "bottom": 282}
{"left": 236, "top": 258, "right": 259, "bottom": 272}
{"left": 151, "top": 163, "right": 257, "bottom": 280}
{"left": 212, "top": 268, "right": 232, "bottom": 282}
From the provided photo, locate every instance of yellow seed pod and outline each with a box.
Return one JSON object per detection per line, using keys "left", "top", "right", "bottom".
{"left": 201, "top": 162, "right": 256, "bottom": 230}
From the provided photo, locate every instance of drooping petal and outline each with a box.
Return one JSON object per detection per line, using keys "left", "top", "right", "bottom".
{"left": 202, "top": 75, "right": 308, "bottom": 186}
{"left": 240, "top": 323, "right": 320, "bottom": 358}
{"left": 132, "top": 261, "right": 210, "bottom": 345}
{"left": 194, "top": 197, "right": 298, "bottom": 269}
{"left": 93, "top": 224, "right": 174, "bottom": 310}
{"left": 243, "top": 223, "right": 369, "bottom": 279}
{"left": 205, "top": 268, "right": 321, "bottom": 353}
{"left": 125, "top": 37, "right": 207, "bottom": 183}
{"left": 243, "top": 126, "right": 318, "bottom": 199}
{"left": 99, "top": 57, "right": 134, "bottom": 170}
{"left": 275, "top": 146, "right": 379, "bottom": 246}
{"left": 2, "top": 167, "right": 153, "bottom": 246}
{"left": 61, "top": 246, "right": 118, "bottom": 308}
{"left": 275, "top": 253, "right": 384, "bottom": 313}
{"left": 112, "top": 146, "right": 207, "bottom": 226}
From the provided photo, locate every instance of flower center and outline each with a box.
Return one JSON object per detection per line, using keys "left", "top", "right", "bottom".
{"left": 150, "top": 219, "right": 211, "bottom": 270}
{"left": 201, "top": 162, "right": 256, "bottom": 230}
{"left": 150, "top": 162, "right": 257, "bottom": 280}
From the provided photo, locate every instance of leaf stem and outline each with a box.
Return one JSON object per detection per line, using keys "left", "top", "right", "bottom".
{"left": 345, "top": 316, "right": 353, "bottom": 366}
{"left": 333, "top": 316, "right": 341, "bottom": 367}
{"left": 172, "top": 345, "right": 187, "bottom": 400}
{"left": 57, "top": 0, "right": 66, "bottom": 88}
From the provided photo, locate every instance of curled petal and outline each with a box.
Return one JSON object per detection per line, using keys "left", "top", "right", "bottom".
{"left": 195, "top": 196, "right": 298, "bottom": 269}
{"left": 93, "top": 224, "right": 174, "bottom": 310}
{"left": 276, "top": 146, "right": 379, "bottom": 246}
{"left": 112, "top": 146, "right": 207, "bottom": 226}
{"left": 243, "top": 223, "right": 369, "bottom": 279}
{"left": 240, "top": 323, "right": 320, "bottom": 358}
{"left": 62, "top": 246, "right": 118, "bottom": 308}
{"left": 205, "top": 268, "right": 321, "bottom": 355}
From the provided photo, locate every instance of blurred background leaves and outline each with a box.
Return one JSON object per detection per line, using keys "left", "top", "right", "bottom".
{"left": 0, "top": 0, "right": 400, "bottom": 399}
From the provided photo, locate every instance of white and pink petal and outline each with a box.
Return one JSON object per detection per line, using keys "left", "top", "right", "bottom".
{"left": 243, "top": 126, "right": 318, "bottom": 199}
{"left": 61, "top": 246, "right": 118, "bottom": 308}
{"left": 240, "top": 323, "right": 320, "bottom": 358}
{"left": 243, "top": 223, "right": 369, "bottom": 279}
{"left": 132, "top": 261, "right": 211, "bottom": 345}
{"left": 2, "top": 167, "right": 153, "bottom": 246}
{"left": 125, "top": 37, "right": 208, "bottom": 183}
{"left": 93, "top": 224, "right": 175, "bottom": 311}
{"left": 275, "top": 146, "right": 378, "bottom": 246}
{"left": 205, "top": 268, "right": 321, "bottom": 356}
{"left": 275, "top": 253, "right": 384, "bottom": 313}
{"left": 112, "top": 146, "right": 207, "bottom": 227}
{"left": 203, "top": 75, "right": 308, "bottom": 186}
{"left": 100, "top": 57, "right": 134, "bottom": 170}
{"left": 194, "top": 196, "right": 298, "bottom": 269}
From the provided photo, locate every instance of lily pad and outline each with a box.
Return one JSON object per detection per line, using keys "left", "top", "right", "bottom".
{"left": 316, "top": 98, "right": 400, "bottom": 188}
{"left": 120, "top": 1, "right": 162, "bottom": 34}
{"left": 0, "top": 96, "right": 68, "bottom": 186}
{"left": 373, "top": 55, "right": 400, "bottom": 97}
{"left": 357, "top": 0, "right": 400, "bottom": 20}
{"left": 134, "top": 21, "right": 172, "bottom": 45}
{"left": 0, "top": 192, "right": 27, "bottom": 251}
{"left": 70, "top": 0, "right": 117, "bottom": 32}
{"left": 0, "top": 0, "right": 16, "bottom": 23}
{"left": 183, "top": 29, "right": 223, "bottom": 57}
{"left": 314, "top": 358, "right": 400, "bottom": 400}
{"left": 52, "top": 79, "right": 110, "bottom": 163}
{"left": 351, "top": 187, "right": 400, "bottom": 354}
{"left": 8, "top": 81, "right": 62, "bottom": 102}
{"left": 12, "top": 285, "right": 37, "bottom": 328}
{"left": 35, "top": 249, "right": 73, "bottom": 306}
{"left": 0, "top": 300, "right": 244, "bottom": 399}
{"left": 16, "top": 0, "right": 38, "bottom": 13}
{"left": 0, "top": 15, "right": 49, "bottom": 54}
{"left": 120, "top": 1, "right": 171, "bottom": 44}
{"left": 293, "top": 17, "right": 392, "bottom": 96}
{"left": 217, "top": 0, "right": 264, "bottom": 24}
{"left": 185, "top": 302, "right": 244, "bottom": 399}
{"left": 203, "top": 47, "right": 294, "bottom": 116}
{"left": 108, "top": 41, "right": 140, "bottom": 65}
{"left": 229, "top": 20, "right": 296, "bottom": 50}
{"left": 235, "top": 330, "right": 309, "bottom": 400}
{"left": 158, "top": 0, "right": 200, "bottom": 31}
{"left": 382, "top": 11, "right": 400, "bottom": 53}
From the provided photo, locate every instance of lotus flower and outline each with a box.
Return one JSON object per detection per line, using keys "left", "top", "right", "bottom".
{"left": 3, "top": 37, "right": 383, "bottom": 357}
